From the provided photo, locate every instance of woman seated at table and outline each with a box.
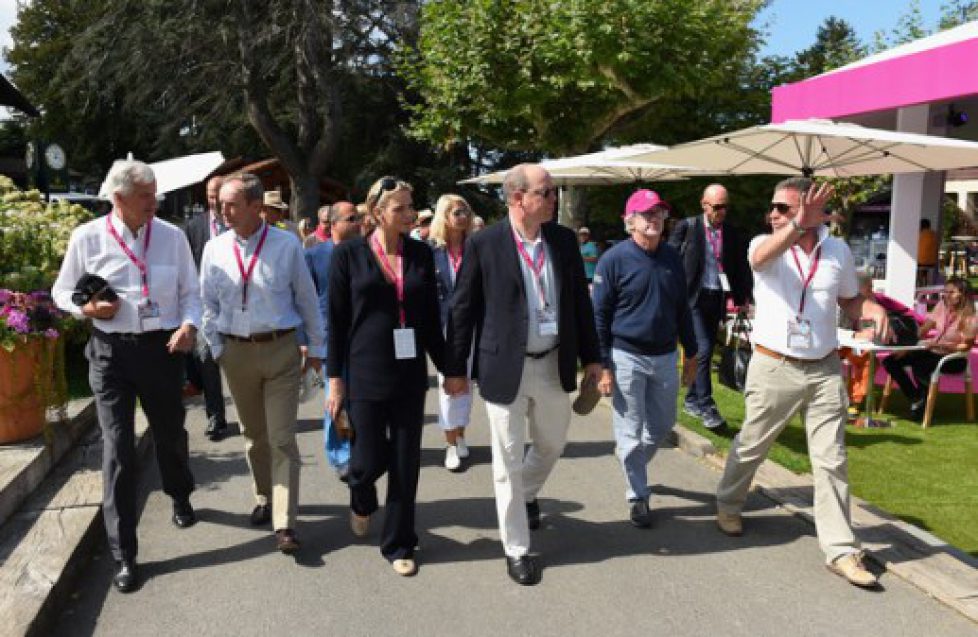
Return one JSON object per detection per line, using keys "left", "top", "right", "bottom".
{"left": 841, "top": 271, "right": 923, "bottom": 417}
{"left": 881, "top": 277, "right": 977, "bottom": 422}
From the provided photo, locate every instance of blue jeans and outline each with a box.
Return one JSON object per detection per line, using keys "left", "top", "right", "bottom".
{"left": 611, "top": 348, "right": 679, "bottom": 502}
{"left": 685, "top": 290, "right": 724, "bottom": 411}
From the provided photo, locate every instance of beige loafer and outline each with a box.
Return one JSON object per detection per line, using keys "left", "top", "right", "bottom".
{"left": 827, "top": 552, "right": 878, "bottom": 588}
{"left": 350, "top": 512, "right": 370, "bottom": 538}
{"left": 716, "top": 511, "right": 743, "bottom": 536}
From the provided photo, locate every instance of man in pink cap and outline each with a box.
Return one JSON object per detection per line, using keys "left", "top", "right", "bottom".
{"left": 591, "top": 189, "right": 697, "bottom": 528}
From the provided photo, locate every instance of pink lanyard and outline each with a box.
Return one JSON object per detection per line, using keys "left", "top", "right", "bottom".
{"left": 447, "top": 244, "right": 463, "bottom": 275}
{"left": 107, "top": 216, "right": 152, "bottom": 298}
{"left": 790, "top": 245, "right": 822, "bottom": 316}
{"left": 371, "top": 234, "right": 406, "bottom": 326}
{"left": 232, "top": 223, "right": 269, "bottom": 310}
{"left": 512, "top": 229, "right": 548, "bottom": 308}
{"left": 705, "top": 218, "right": 724, "bottom": 273}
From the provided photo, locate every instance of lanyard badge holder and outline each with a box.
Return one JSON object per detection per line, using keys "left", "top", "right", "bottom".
{"left": 231, "top": 224, "right": 270, "bottom": 335}
{"left": 787, "top": 246, "right": 821, "bottom": 350}
{"left": 107, "top": 217, "right": 161, "bottom": 331}
{"left": 513, "top": 230, "right": 557, "bottom": 337}
{"left": 373, "top": 235, "right": 417, "bottom": 360}
{"left": 706, "top": 223, "right": 731, "bottom": 293}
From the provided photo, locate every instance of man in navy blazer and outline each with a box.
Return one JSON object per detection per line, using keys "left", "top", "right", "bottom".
{"left": 444, "top": 163, "right": 601, "bottom": 586}
{"left": 667, "top": 184, "right": 751, "bottom": 430}
{"left": 183, "top": 175, "right": 228, "bottom": 440}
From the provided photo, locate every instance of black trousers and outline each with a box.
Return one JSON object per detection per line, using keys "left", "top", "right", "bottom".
{"left": 186, "top": 338, "right": 226, "bottom": 423}
{"left": 348, "top": 392, "right": 425, "bottom": 561}
{"left": 685, "top": 288, "right": 725, "bottom": 410}
{"left": 87, "top": 329, "right": 195, "bottom": 562}
{"left": 882, "top": 349, "right": 966, "bottom": 403}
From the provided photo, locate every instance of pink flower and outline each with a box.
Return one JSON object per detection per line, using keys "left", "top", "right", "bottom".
{"left": 5, "top": 309, "right": 30, "bottom": 333}
{"left": 44, "top": 328, "right": 59, "bottom": 340}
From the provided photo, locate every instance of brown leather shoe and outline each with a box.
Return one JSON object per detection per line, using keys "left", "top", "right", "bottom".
{"left": 716, "top": 511, "right": 743, "bottom": 536}
{"left": 351, "top": 511, "right": 370, "bottom": 537}
{"left": 827, "top": 552, "right": 878, "bottom": 588}
{"left": 275, "top": 528, "right": 300, "bottom": 554}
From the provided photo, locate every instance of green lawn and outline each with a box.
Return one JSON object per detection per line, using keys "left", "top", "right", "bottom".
{"left": 679, "top": 374, "right": 978, "bottom": 557}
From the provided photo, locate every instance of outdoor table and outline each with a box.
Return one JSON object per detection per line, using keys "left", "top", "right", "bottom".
{"left": 837, "top": 329, "right": 926, "bottom": 427}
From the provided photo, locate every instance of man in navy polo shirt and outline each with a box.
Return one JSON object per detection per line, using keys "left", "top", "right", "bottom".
{"left": 591, "top": 189, "right": 697, "bottom": 528}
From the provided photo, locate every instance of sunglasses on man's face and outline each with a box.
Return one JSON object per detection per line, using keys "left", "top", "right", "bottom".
{"left": 769, "top": 202, "right": 793, "bottom": 214}
{"left": 708, "top": 203, "right": 728, "bottom": 211}
{"left": 526, "top": 187, "right": 557, "bottom": 199}
{"left": 339, "top": 215, "right": 361, "bottom": 224}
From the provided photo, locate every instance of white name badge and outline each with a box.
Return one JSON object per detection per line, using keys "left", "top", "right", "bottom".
{"left": 138, "top": 299, "right": 162, "bottom": 332}
{"left": 718, "top": 272, "right": 731, "bottom": 293}
{"left": 393, "top": 327, "right": 417, "bottom": 359}
{"left": 537, "top": 308, "right": 558, "bottom": 337}
{"left": 787, "top": 317, "right": 813, "bottom": 350}
{"left": 231, "top": 308, "right": 250, "bottom": 335}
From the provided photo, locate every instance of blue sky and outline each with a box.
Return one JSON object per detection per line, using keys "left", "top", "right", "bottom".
{"left": 756, "top": 0, "right": 946, "bottom": 58}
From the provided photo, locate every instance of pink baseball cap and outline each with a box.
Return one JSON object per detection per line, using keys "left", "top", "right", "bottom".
{"left": 623, "top": 189, "right": 672, "bottom": 218}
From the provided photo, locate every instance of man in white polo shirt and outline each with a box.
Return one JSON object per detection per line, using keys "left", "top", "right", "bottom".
{"left": 715, "top": 177, "right": 890, "bottom": 589}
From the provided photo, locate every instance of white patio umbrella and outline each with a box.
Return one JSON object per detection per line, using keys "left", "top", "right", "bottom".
{"left": 626, "top": 119, "right": 978, "bottom": 177}
{"left": 459, "top": 144, "right": 708, "bottom": 186}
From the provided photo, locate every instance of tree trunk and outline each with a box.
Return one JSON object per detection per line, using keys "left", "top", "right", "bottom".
{"left": 557, "top": 186, "right": 588, "bottom": 229}
{"left": 290, "top": 172, "right": 320, "bottom": 223}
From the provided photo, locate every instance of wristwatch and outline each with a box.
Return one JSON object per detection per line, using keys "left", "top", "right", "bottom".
{"left": 789, "top": 218, "right": 806, "bottom": 235}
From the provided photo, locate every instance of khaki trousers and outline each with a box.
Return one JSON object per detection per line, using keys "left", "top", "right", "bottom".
{"left": 484, "top": 351, "right": 571, "bottom": 558}
{"left": 220, "top": 334, "right": 302, "bottom": 531}
{"left": 716, "top": 351, "right": 860, "bottom": 563}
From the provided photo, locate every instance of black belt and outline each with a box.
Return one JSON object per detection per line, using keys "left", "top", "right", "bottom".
{"left": 92, "top": 327, "right": 169, "bottom": 343}
{"left": 526, "top": 345, "right": 558, "bottom": 359}
{"left": 222, "top": 328, "right": 295, "bottom": 344}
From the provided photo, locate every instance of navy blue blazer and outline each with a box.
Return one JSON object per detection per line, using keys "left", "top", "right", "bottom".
{"left": 431, "top": 244, "right": 456, "bottom": 329}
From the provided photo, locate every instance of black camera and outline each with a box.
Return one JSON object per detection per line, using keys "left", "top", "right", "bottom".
{"left": 71, "top": 273, "right": 119, "bottom": 306}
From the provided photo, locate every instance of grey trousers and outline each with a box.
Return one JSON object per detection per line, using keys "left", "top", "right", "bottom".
{"left": 87, "top": 329, "right": 195, "bottom": 562}
{"left": 716, "top": 350, "right": 859, "bottom": 563}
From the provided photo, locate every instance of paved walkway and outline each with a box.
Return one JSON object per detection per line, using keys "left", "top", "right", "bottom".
{"left": 50, "top": 383, "right": 976, "bottom": 636}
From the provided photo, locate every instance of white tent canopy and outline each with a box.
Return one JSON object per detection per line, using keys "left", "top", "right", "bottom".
{"left": 99, "top": 151, "right": 225, "bottom": 198}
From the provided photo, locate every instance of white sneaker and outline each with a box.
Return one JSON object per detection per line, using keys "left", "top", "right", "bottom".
{"left": 455, "top": 438, "right": 470, "bottom": 459}
{"left": 444, "top": 445, "right": 461, "bottom": 471}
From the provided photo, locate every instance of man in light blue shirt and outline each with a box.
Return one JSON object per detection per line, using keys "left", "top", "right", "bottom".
{"left": 200, "top": 172, "right": 324, "bottom": 555}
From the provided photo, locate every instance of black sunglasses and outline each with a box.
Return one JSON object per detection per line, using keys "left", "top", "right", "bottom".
{"left": 340, "top": 215, "right": 361, "bottom": 223}
{"left": 769, "top": 202, "right": 792, "bottom": 214}
{"left": 708, "top": 203, "right": 728, "bottom": 210}
{"left": 527, "top": 187, "right": 557, "bottom": 198}
{"left": 371, "top": 177, "right": 400, "bottom": 206}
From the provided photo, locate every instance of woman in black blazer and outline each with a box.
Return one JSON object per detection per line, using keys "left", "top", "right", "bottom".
{"left": 429, "top": 194, "right": 475, "bottom": 471}
{"left": 326, "top": 176, "right": 445, "bottom": 576}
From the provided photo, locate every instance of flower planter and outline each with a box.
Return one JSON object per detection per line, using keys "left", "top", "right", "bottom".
{"left": 0, "top": 338, "right": 48, "bottom": 444}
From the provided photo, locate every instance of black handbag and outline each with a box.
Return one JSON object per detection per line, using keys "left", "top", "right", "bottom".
{"left": 718, "top": 310, "right": 752, "bottom": 393}
{"left": 888, "top": 311, "right": 919, "bottom": 346}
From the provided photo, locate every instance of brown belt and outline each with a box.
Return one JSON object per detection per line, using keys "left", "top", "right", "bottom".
{"left": 222, "top": 328, "right": 295, "bottom": 344}
{"left": 754, "top": 343, "right": 832, "bottom": 365}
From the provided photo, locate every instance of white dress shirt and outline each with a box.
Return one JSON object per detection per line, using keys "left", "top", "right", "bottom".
{"left": 52, "top": 213, "right": 202, "bottom": 333}
{"left": 200, "top": 223, "right": 325, "bottom": 360}
{"left": 749, "top": 226, "right": 858, "bottom": 360}
{"left": 513, "top": 227, "right": 559, "bottom": 354}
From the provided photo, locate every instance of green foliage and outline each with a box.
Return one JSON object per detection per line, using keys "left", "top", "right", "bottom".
{"left": 939, "top": 0, "right": 978, "bottom": 29}
{"left": 0, "top": 175, "right": 93, "bottom": 291}
{"left": 402, "top": 0, "right": 765, "bottom": 155}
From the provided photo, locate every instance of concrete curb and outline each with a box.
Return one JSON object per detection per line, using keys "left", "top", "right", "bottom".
{"left": 0, "top": 403, "right": 151, "bottom": 637}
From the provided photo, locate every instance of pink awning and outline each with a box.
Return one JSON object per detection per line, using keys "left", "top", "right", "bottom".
{"left": 772, "top": 21, "right": 978, "bottom": 122}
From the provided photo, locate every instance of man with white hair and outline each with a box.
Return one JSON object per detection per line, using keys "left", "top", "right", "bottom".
{"left": 53, "top": 159, "right": 201, "bottom": 593}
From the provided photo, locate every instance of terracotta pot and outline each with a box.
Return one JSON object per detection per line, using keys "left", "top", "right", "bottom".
{"left": 0, "top": 338, "right": 47, "bottom": 444}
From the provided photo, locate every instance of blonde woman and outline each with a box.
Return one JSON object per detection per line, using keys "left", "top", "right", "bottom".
{"left": 883, "top": 277, "right": 977, "bottom": 421}
{"left": 429, "top": 194, "right": 475, "bottom": 470}
{"left": 326, "top": 176, "right": 445, "bottom": 576}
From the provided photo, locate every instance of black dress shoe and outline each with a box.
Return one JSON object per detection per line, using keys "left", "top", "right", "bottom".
{"left": 205, "top": 417, "right": 228, "bottom": 441}
{"left": 172, "top": 499, "right": 197, "bottom": 528}
{"left": 506, "top": 556, "right": 540, "bottom": 586}
{"left": 526, "top": 499, "right": 540, "bottom": 530}
{"left": 275, "top": 528, "right": 300, "bottom": 554}
{"left": 250, "top": 504, "right": 271, "bottom": 526}
{"left": 113, "top": 559, "right": 138, "bottom": 593}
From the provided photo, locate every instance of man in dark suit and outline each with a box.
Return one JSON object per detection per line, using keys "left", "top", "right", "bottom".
{"left": 444, "top": 163, "right": 601, "bottom": 586}
{"left": 183, "top": 175, "right": 229, "bottom": 440}
{"left": 667, "top": 183, "right": 751, "bottom": 431}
